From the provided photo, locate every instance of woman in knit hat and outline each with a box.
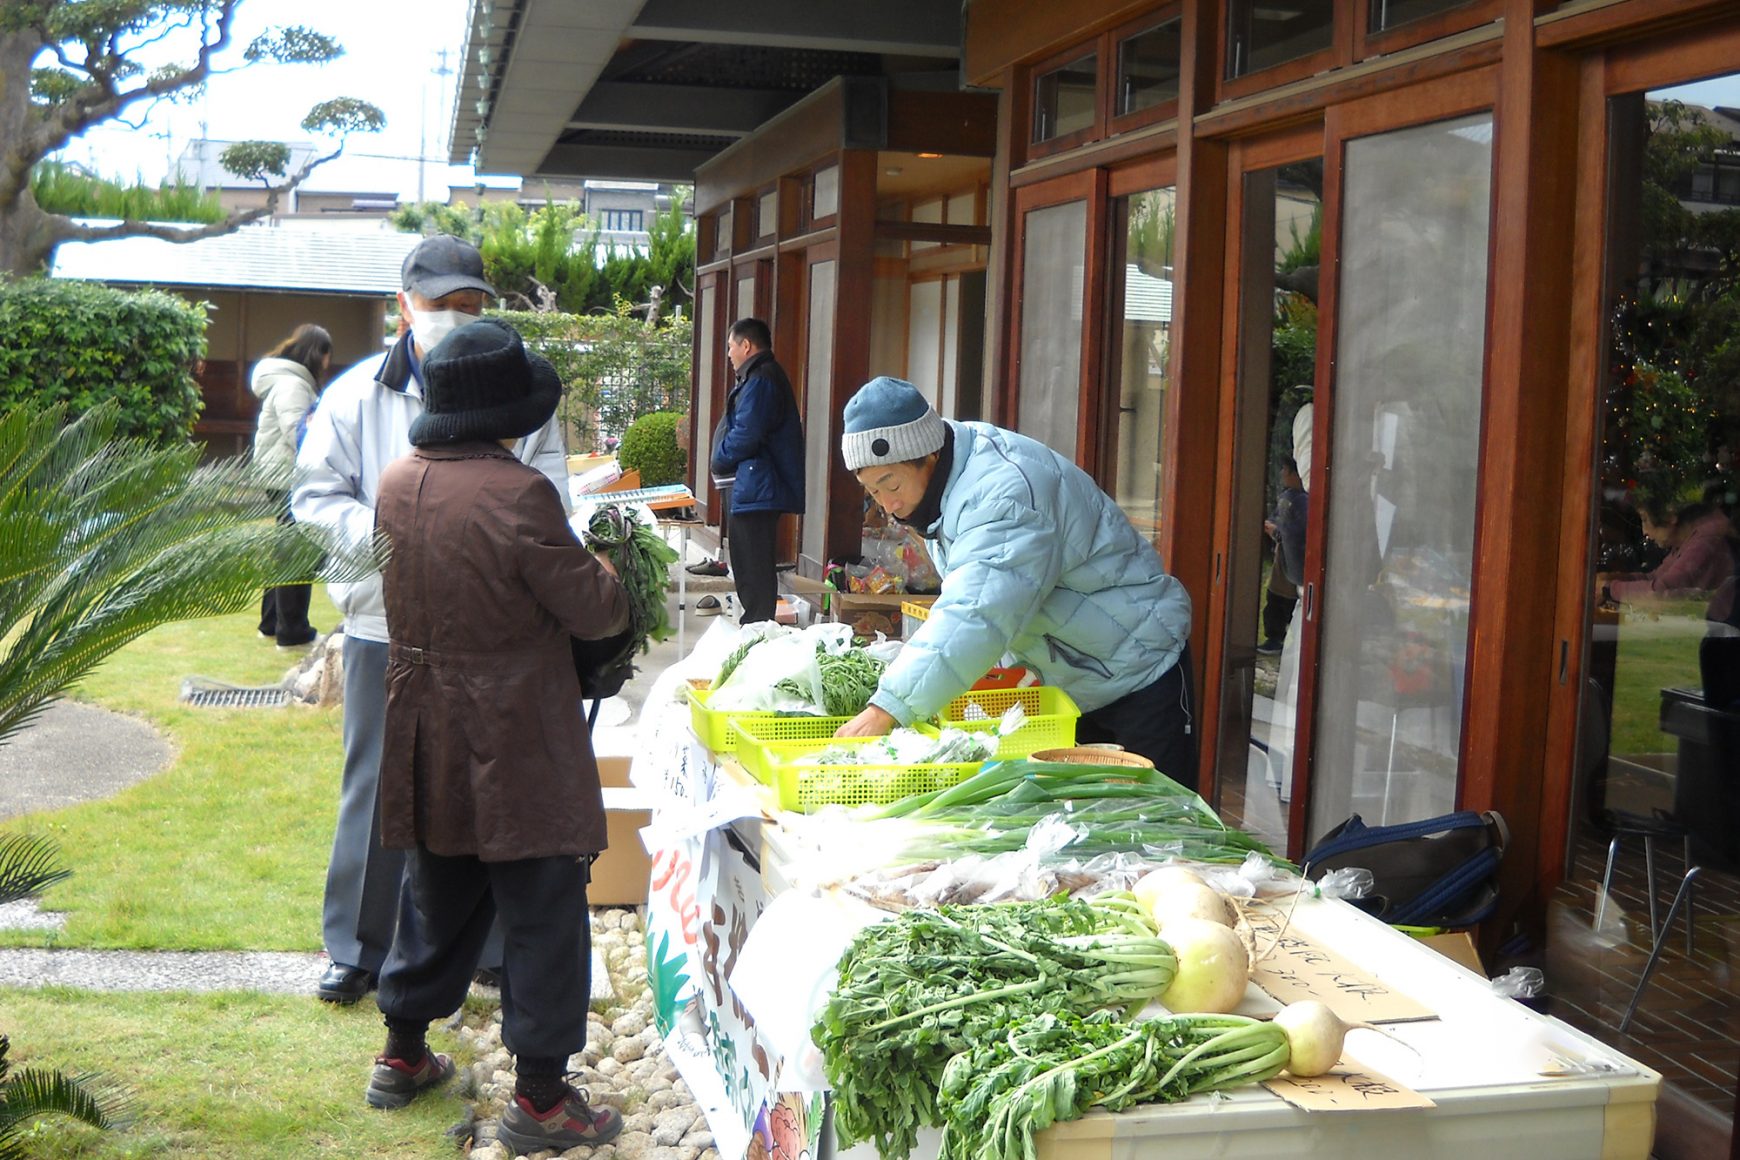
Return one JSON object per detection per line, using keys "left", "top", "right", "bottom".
{"left": 835, "top": 376, "right": 1198, "bottom": 786}
{"left": 362, "top": 319, "right": 627, "bottom": 1152}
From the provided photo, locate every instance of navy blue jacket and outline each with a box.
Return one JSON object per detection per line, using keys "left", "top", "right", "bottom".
{"left": 711, "top": 350, "right": 805, "bottom": 515}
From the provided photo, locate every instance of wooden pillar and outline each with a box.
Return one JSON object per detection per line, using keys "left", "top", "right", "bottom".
{"left": 1166, "top": 0, "right": 1231, "bottom": 790}
{"left": 823, "top": 149, "right": 879, "bottom": 564}
{"left": 1460, "top": 0, "right": 1581, "bottom": 939}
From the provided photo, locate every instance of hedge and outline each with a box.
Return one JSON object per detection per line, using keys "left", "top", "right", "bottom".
{"left": 0, "top": 277, "right": 207, "bottom": 445}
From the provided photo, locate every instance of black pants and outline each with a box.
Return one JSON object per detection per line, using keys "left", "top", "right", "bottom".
{"left": 1076, "top": 647, "right": 1199, "bottom": 791}
{"left": 1261, "top": 589, "right": 1297, "bottom": 644}
{"left": 258, "top": 503, "right": 315, "bottom": 644}
{"left": 727, "top": 509, "right": 780, "bottom": 624}
{"left": 259, "top": 585, "right": 314, "bottom": 643}
{"left": 376, "top": 847, "right": 593, "bottom": 1060}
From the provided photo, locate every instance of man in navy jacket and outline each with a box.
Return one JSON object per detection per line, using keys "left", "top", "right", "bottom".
{"left": 711, "top": 318, "right": 804, "bottom": 623}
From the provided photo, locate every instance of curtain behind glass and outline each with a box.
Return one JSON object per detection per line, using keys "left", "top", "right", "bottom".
{"left": 1017, "top": 200, "right": 1087, "bottom": 455}
{"left": 1310, "top": 113, "right": 1493, "bottom": 841}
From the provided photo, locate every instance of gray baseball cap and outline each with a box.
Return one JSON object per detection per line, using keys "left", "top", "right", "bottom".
{"left": 400, "top": 234, "right": 496, "bottom": 299}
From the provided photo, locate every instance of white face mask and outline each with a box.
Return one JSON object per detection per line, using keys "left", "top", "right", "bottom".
{"left": 410, "top": 307, "right": 478, "bottom": 353}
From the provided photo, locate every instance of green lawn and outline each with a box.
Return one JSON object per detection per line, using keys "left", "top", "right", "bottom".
{"left": 3, "top": 989, "right": 469, "bottom": 1160}
{"left": 4, "top": 605, "right": 340, "bottom": 950}
{"left": 1607, "top": 601, "right": 1710, "bottom": 759}
{"left": 1, "top": 597, "right": 482, "bottom": 1157}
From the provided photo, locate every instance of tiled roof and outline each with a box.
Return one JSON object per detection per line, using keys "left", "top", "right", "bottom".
{"left": 50, "top": 224, "right": 424, "bottom": 295}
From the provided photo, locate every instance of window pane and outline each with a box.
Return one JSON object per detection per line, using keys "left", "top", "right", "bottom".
{"left": 907, "top": 280, "right": 943, "bottom": 399}
{"left": 1311, "top": 113, "right": 1493, "bottom": 840}
{"left": 802, "top": 261, "right": 836, "bottom": 566}
{"left": 696, "top": 282, "right": 718, "bottom": 495}
{"left": 1369, "top": 0, "right": 1476, "bottom": 34}
{"left": 1557, "top": 83, "right": 1740, "bottom": 1124}
{"left": 1109, "top": 187, "right": 1177, "bottom": 535}
{"left": 813, "top": 166, "right": 839, "bottom": 220}
{"left": 1117, "top": 20, "right": 1182, "bottom": 116}
{"left": 1033, "top": 53, "right": 1097, "bottom": 143}
{"left": 1226, "top": 0, "right": 1334, "bottom": 79}
{"left": 1017, "top": 200, "right": 1087, "bottom": 455}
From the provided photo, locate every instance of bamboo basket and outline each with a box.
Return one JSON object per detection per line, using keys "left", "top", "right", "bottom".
{"left": 1029, "top": 745, "right": 1154, "bottom": 769}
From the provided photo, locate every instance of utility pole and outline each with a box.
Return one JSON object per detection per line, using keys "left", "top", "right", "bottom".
{"left": 419, "top": 48, "right": 454, "bottom": 206}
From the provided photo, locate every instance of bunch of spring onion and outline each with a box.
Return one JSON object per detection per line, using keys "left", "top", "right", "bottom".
{"left": 936, "top": 1009, "right": 1291, "bottom": 1160}
{"left": 774, "top": 643, "right": 886, "bottom": 716}
{"left": 813, "top": 894, "right": 1176, "bottom": 1158}
{"left": 872, "top": 759, "right": 1286, "bottom": 867}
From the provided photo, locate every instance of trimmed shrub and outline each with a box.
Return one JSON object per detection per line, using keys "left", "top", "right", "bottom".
{"left": 618, "top": 411, "right": 687, "bottom": 487}
{"left": 0, "top": 277, "right": 207, "bottom": 444}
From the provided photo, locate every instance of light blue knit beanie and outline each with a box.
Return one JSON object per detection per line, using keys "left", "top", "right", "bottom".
{"left": 841, "top": 377, "right": 946, "bottom": 471}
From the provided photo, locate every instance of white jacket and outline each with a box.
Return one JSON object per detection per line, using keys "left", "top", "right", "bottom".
{"left": 292, "top": 333, "right": 570, "bottom": 643}
{"left": 249, "top": 357, "right": 318, "bottom": 474}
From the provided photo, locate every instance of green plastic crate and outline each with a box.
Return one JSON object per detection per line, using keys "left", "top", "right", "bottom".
{"left": 938, "top": 685, "right": 1079, "bottom": 757}
{"left": 687, "top": 686, "right": 848, "bottom": 754}
{"left": 740, "top": 736, "right": 983, "bottom": 812}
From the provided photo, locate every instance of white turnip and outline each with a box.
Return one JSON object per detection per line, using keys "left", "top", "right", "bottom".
{"left": 1158, "top": 917, "right": 1251, "bottom": 1014}
{"left": 1272, "top": 1000, "right": 1382, "bottom": 1077}
{"left": 1132, "top": 865, "right": 1208, "bottom": 910}
{"left": 1147, "top": 881, "right": 1236, "bottom": 930}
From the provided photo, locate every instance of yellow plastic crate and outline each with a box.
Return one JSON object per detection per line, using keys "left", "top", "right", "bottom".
{"left": 742, "top": 736, "right": 984, "bottom": 812}
{"left": 939, "top": 685, "right": 1080, "bottom": 757}
{"left": 687, "top": 686, "right": 849, "bottom": 754}
{"left": 730, "top": 719, "right": 943, "bottom": 785}
{"left": 901, "top": 600, "right": 932, "bottom": 638}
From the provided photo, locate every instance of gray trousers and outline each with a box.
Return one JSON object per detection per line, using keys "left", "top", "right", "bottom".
{"left": 321, "top": 636, "right": 503, "bottom": 972}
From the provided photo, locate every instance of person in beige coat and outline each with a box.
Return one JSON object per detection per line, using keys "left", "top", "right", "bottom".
{"left": 361, "top": 319, "right": 627, "bottom": 1154}
{"left": 250, "top": 323, "right": 331, "bottom": 646}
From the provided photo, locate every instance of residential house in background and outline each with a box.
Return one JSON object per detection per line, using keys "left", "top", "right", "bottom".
{"left": 50, "top": 225, "right": 421, "bottom": 455}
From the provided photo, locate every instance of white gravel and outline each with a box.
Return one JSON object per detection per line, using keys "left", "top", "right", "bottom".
{"left": 462, "top": 907, "right": 718, "bottom": 1160}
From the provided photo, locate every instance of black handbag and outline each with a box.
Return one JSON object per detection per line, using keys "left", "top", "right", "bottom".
{"left": 571, "top": 627, "right": 636, "bottom": 701}
{"left": 1304, "top": 810, "right": 1509, "bottom": 927}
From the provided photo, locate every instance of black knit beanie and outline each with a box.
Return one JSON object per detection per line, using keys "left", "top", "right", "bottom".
{"left": 408, "top": 319, "right": 562, "bottom": 447}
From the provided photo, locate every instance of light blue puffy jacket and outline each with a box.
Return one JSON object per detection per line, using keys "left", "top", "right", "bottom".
{"left": 870, "top": 421, "right": 1192, "bottom": 724}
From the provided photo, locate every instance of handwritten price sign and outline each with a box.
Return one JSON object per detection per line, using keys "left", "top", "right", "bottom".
{"left": 1265, "top": 1062, "right": 1435, "bottom": 1111}
{"left": 1246, "top": 908, "right": 1435, "bottom": 1023}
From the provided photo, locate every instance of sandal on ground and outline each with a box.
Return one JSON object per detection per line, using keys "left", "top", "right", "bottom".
{"left": 694, "top": 595, "right": 722, "bottom": 616}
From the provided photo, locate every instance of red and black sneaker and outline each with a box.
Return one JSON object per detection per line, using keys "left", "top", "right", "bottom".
{"left": 364, "top": 1051, "right": 453, "bottom": 1109}
{"left": 497, "top": 1084, "right": 624, "bottom": 1154}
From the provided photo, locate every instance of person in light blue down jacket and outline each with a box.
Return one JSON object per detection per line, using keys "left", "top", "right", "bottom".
{"left": 834, "top": 377, "right": 1198, "bottom": 786}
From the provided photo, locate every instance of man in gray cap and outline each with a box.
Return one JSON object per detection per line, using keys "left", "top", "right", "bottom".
{"left": 293, "top": 234, "right": 572, "bottom": 1004}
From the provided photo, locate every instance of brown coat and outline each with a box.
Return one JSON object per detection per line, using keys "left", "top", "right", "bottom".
{"left": 374, "top": 443, "right": 630, "bottom": 860}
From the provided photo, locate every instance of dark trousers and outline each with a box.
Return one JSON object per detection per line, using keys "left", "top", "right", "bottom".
{"left": 259, "top": 584, "right": 314, "bottom": 643}
{"left": 1076, "top": 647, "right": 1199, "bottom": 791}
{"left": 377, "top": 847, "right": 594, "bottom": 1061}
{"left": 727, "top": 509, "right": 780, "bottom": 624}
{"left": 1261, "top": 589, "right": 1297, "bottom": 644}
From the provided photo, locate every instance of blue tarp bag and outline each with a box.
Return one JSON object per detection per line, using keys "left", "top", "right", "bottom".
{"left": 1304, "top": 810, "right": 1508, "bottom": 927}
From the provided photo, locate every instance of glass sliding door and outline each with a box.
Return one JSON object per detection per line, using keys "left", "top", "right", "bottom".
{"left": 1016, "top": 199, "right": 1088, "bottom": 455}
{"left": 1310, "top": 113, "right": 1493, "bottom": 840}
{"left": 1212, "top": 154, "right": 1323, "bottom": 857}
{"left": 1106, "top": 186, "right": 1178, "bottom": 537}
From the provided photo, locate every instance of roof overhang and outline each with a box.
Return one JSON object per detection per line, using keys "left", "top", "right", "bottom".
{"left": 451, "top": 0, "right": 964, "bottom": 183}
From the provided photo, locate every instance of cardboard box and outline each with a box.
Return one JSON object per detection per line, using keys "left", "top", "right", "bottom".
{"left": 591, "top": 785, "right": 653, "bottom": 906}
{"left": 595, "top": 753, "right": 633, "bottom": 789}
{"left": 1418, "top": 931, "right": 1485, "bottom": 976}
{"left": 833, "top": 592, "right": 935, "bottom": 638}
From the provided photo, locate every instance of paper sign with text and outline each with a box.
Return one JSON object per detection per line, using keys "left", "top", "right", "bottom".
{"left": 1264, "top": 1060, "right": 1435, "bottom": 1111}
{"left": 1246, "top": 908, "right": 1435, "bottom": 1022}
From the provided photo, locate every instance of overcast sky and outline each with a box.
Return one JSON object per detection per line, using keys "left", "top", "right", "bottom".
{"left": 52, "top": 0, "right": 497, "bottom": 201}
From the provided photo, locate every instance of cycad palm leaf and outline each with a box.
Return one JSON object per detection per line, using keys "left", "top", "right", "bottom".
{"left": 0, "top": 401, "right": 382, "bottom": 744}
{"left": 0, "top": 834, "right": 71, "bottom": 905}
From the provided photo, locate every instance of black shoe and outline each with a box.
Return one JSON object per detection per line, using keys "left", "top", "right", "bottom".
{"left": 318, "top": 962, "right": 375, "bottom": 1005}
{"left": 277, "top": 628, "right": 319, "bottom": 648}
{"left": 685, "top": 559, "right": 728, "bottom": 577}
{"left": 1255, "top": 639, "right": 1283, "bottom": 656}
